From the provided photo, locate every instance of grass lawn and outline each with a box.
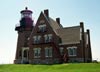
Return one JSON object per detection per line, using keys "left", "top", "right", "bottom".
{"left": 0, "top": 63, "right": 100, "bottom": 72}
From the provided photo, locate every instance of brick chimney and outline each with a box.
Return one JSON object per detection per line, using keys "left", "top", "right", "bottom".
{"left": 80, "top": 22, "right": 84, "bottom": 28}
{"left": 80, "top": 22, "right": 86, "bottom": 62}
{"left": 86, "top": 29, "right": 92, "bottom": 62}
{"left": 44, "top": 9, "right": 49, "bottom": 18}
{"left": 56, "top": 18, "right": 60, "bottom": 24}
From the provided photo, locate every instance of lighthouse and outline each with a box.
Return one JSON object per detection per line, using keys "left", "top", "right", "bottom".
{"left": 14, "top": 8, "right": 92, "bottom": 64}
{"left": 14, "top": 7, "right": 33, "bottom": 64}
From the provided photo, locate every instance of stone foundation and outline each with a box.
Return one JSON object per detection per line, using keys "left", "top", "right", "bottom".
{"left": 14, "top": 59, "right": 22, "bottom": 64}
{"left": 68, "top": 58, "right": 92, "bottom": 63}
{"left": 29, "top": 58, "right": 61, "bottom": 64}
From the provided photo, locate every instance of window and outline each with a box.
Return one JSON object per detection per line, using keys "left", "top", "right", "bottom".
{"left": 38, "top": 25, "right": 46, "bottom": 32}
{"left": 33, "top": 36, "right": 41, "bottom": 44}
{"left": 21, "top": 13, "right": 32, "bottom": 18}
{"left": 44, "top": 34, "right": 52, "bottom": 43}
{"left": 33, "top": 48, "right": 41, "bottom": 58}
{"left": 45, "top": 47, "right": 52, "bottom": 57}
{"left": 59, "top": 47, "right": 64, "bottom": 55}
{"left": 67, "top": 47, "right": 77, "bottom": 56}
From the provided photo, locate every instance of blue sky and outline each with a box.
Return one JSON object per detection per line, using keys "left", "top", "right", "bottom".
{"left": 0, "top": 0, "right": 100, "bottom": 64}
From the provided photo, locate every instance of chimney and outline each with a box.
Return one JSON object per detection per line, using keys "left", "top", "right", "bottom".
{"left": 86, "top": 29, "right": 92, "bottom": 61}
{"left": 80, "top": 22, "right": 85, "bottom": 62}
{"left": 44, "top": 9, "right": 49, "bottom": 18}
{"left": 80, "top": 22, "right": 84, "bottom": 28}
{"left": 56, "top": 18, "right": 60, "bottom": 24}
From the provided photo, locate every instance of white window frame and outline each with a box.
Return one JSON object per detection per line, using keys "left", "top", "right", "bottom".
{"left": 44, "top": 34, "right": 52, "bottom": 43}
{"left": 21, "top": 13, "right": 32, "bottom": 18}
{"left": 67, "top": 46, "right": 77, "bottom": 56}
{"left": 22, "top": 47, "right": 29, "bottom": 60}
{"left": 59, "top": 47, "right": 64, "bottom": 55}
{"left": 48, "top": 34, "right": 52, "bottom": 42}
{"left": 45, "top": 47, "right": 52, "bottom": 57}
{"left": 38, "top": 24, "right": 46, "bottom": 32}
{"left": 33, "top": 48, "right": 41, "bottom": 58}
{"left": 33, "top": 36, "right": 41, "bottom": 44}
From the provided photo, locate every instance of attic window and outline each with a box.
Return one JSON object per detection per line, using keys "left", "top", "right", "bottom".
{"left": 38, "top": 25, "right": 46, "bottom": 32}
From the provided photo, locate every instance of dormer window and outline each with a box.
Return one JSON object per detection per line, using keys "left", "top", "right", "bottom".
{"left": 38, "top": 24, "right": 46, "bottom": 32}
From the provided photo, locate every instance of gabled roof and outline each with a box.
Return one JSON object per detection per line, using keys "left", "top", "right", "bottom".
{"left": 30, "top": 11, "right": 61, "bottom": 37}
{"left": 49, "top": 17, "right": 62, "bottom": 34}
{"left": 30, "top": 10, "right": 81, "bottom": 45}
{"left": 37, "top": 12, "right": 62, "bottom": 35}
{"left": 49, "top": 18, "right": 62, "bottom": 29}
{"left": 56, "top": 26, "right": 81, "bottom": 45}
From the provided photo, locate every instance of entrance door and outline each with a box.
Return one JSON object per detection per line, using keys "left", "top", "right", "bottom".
{"left": 22, "top": 48, "right": 29, "bottom": 64}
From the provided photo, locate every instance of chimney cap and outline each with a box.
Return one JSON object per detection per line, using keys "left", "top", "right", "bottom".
{"left": 56, "top": 18, "right": 60, "bottom": 24}
{"left": 44, "top": 9, "right": 49, "bottom": 17}
{"left": 80, "top": 22, "right": 84, "bottom": 24}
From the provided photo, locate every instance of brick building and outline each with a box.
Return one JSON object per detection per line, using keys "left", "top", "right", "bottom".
{"left": 14, "top": 7, "right": 92, "bottom": 64}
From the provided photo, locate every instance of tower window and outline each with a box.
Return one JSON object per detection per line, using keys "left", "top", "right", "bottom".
{"left": 21, "top": 13, "right": 32, "bottom": 18}
{"left": 33, "top": 48, "right": 41, "bottom": 58}
{"left": 67, "top": 47, "right": 77, "bottom": 56}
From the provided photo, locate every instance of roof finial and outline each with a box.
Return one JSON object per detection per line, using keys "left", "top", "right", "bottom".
{"left": 25, "top": 7, "right": 28, "bottom": 10}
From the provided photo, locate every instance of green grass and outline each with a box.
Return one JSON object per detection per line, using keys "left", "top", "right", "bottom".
{"left": 0, "top": 63, "right": 100, "bottom": 72}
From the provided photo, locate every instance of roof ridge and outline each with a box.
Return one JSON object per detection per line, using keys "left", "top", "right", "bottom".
{"left": 63, "top": 26, "right": 80, "bottom": 29}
